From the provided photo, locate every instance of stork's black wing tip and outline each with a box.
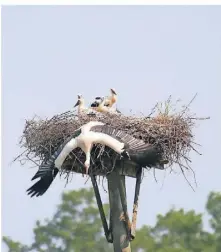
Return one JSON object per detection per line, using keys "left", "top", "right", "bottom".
{"left": 27, "top": 168, "right": 59, "bottom": 198}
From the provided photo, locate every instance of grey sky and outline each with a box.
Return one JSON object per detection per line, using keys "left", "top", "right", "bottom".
{"left": 2, "top": 5, "right": 221, "bottom": 249}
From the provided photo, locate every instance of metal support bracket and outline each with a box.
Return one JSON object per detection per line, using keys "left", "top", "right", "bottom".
{"left": 91, "top": 174, "right": 113, "bottom": 243}
{"left": 91, "top": 165, "right": 143, "bottom": 249}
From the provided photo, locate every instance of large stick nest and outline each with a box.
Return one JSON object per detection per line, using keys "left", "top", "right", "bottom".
{"left": 15, "top": 95, "right": 209, "bottom": 183}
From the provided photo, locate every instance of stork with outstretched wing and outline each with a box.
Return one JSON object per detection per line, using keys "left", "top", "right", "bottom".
{"left": 27, "top": 121, "right": 167, "bottom": 197}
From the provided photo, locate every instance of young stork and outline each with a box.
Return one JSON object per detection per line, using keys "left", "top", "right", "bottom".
{"left": 96, "top": 97, "right": 121, "bottom": 114}
{"left": 74, "top": 94, "right": 96, "bottom": 115}
{"left": 104, "top": 88, "right": 117, "bottom": 107}
{"left": 90, "top": 97, "right": 102, "bottom": 111}
{"left": 90, "top": 88, "right": 117, "bottom": 109}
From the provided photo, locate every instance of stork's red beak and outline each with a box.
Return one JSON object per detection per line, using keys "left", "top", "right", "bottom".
{"left": 74, "top": 100, "right": 80, "bottom": 107}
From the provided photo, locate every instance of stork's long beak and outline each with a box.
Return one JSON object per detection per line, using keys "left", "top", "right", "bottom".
{"left": 111, "top": 89, "right": 117, "bottom": 95}
{"left": 74, "top": 100, "right": 80, "bottom": 107}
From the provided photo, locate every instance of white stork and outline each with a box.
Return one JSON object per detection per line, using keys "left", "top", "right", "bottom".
{"left": 90, "top": 88, "right": 117, "bottom": 109}
{"left": 96, "top": 97, "right": 121, "bottom": 114}
{"left": 27, "top": 121, "right": 167, "bottom": 197}
{"left": 26, "top": 121, "right": 105, "bottom": 197}
{"left": 90, "top": 97, "right": 102, "bottom": 111}
{"left": 74, "top": 94, "right": 96, "bottom": 115}
{"left": 104, "top": 88, "right": 117, "bottom": 107}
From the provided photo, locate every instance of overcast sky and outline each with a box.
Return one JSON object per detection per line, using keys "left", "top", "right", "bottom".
{"left": 2, "top": 5, "right": 221, "bottom": 250}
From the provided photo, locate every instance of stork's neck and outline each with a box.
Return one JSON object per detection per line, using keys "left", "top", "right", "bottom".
{"left": 78, "top": 101, "right": 85, "bottom": 112}
{"left": 111, "top": 93, "right": 117, "bottom": 103}
{"left": 54, "top": 138, "right": 78, "bottom": 169}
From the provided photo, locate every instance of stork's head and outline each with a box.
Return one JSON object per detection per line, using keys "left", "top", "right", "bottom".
{"left": 84, "top": 157, "right": 91, "bottom": 175}
{"left": 74, "top": 94, "right": 83, "bottom": 107}
{"left": 95, "top": 97, "right": 102, "bottom": 104}
{"left": 110, "top": 88, "right": 117, "bottom": 95}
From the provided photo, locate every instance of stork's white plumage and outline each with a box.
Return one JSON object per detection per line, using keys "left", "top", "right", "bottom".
{"left": 90, "top": 97, "right": 102, "bottom": 111}
{"left": 89, "top": 124, "right": 167, "bottom": 169}
{"left": 90, "top": 88, "right": 117, "bottom": 109}
{"left": 96, "top": 97, "right": 120, "bottom": 114}
{"left": 26, "top": 121, "right": 104, "bottom": 197}
{"left": 104, "top": 88, "right": 117, "bottom": 107}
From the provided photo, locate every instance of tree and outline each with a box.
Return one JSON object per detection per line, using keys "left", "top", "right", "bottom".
{"left": 3, "top": 189, "right": 221, "bottom": 252}
{"left": 3, "top": 188, "right": 112, "bottom": 252}
{"left": 131, "top": 209, "right": 216, "bottom": 252}
{"left": 206, "top": 192, "right": 221, "bottom": 251}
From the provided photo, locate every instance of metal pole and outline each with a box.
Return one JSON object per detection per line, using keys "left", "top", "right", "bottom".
{"left": 107, "top": 168, "right": 131, "bottom": 252}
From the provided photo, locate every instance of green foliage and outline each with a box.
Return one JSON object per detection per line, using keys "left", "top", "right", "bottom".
{"left": 3, "top": 189, "right": 221, "bottom": 252}
{"left": 2, "top": 237, "right": 29, "bottom": 252}
{"left": 3, "top": 188, "right": 112, "bottom": 252}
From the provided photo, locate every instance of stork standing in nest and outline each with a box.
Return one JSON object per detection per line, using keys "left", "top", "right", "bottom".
{"left": 90, "top": 97, "right": 102, "bottom": 110}
{"left": 104, "top": 88, "right": 117, "bottom": 107}
{"left": 27, "top": 121, "right": 167, "bottom": 197}
{"left": 90, "top": 88, "right": 118, "bottom": 110}
{"left": 74, "top": 94, "right": 96, "bottom": 116}
{"left": 96, "top": 97, "right": 121, "bottom": 114}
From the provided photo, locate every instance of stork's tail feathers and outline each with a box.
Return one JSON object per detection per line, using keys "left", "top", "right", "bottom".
{"left": 27, "top": 166, "right": 59, "bottom": 197}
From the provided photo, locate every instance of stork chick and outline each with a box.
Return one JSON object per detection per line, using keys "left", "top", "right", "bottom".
{"left": 104, "top": 88, "right": 117, "bottom": 107}
{"left": 90, "top": 97, "right": 102, "bottom": 111}
{"left": 96, "top": 97, "right": 120, "bottom": 114}
{"left": 74, "top": 94, "right": 96, "bottom": 116}
{"left": 90, "top": 88, "right": 117, "bottom": 109}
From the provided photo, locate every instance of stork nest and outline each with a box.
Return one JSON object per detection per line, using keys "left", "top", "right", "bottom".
{"left": 15, "top": 95, "right": 209, "bottom": 184}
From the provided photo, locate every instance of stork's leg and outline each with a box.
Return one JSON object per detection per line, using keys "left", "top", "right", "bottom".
{"left": 130, "top": 167, "right": 142, "bottom": 239}
{"left": 91, "top": 175, "right": 112, "bottom": 243}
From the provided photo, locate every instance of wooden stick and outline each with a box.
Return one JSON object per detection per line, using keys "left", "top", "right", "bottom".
{"left": 131, "top": 168, "right": 142, "bottom": 239}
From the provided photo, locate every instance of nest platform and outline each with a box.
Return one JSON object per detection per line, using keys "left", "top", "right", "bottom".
{"left": 16, "top": 97, "right": 209, "bottom": 181}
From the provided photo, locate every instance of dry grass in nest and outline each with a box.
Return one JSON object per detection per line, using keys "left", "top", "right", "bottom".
{"left": 14, "top": 95, "right": 209, "bottom": 188}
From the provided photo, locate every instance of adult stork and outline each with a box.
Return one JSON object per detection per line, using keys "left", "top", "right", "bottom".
{"left": 26, "top": 121, "right": 104, "bottom": 197}
{"left": 27, "top": 121, "right": 167, "bottom": 197}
